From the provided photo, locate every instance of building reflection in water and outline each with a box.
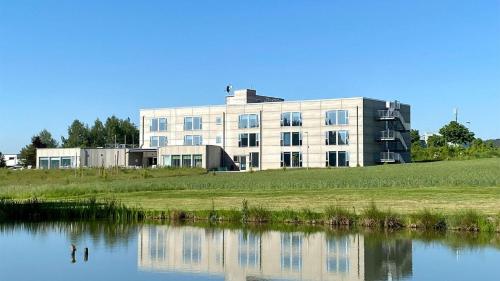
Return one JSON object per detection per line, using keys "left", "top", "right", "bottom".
{"left": 138, "top": 225, "right": 412, "bottom": 281}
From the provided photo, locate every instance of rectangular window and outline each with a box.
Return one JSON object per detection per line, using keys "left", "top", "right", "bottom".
{"left": 281, "top": 152, "right": 291, "bottom": 167}
{"left": 193, "top": 154, "right": 203, "bottom": 167}
{"left": 281, "top": 132, "right": 291, "bottom": 146}
{"left": 193, "top": 117, "right": 202, "bottom": 130}
{"left": 193, "top": 135, "right": 202, "bottom": 145}
{"left": 281, "top": 112, "right": 291, "bottom": 126}
{"left": 184, "top": 116, "right": 202, "bottom": 130}
{"left": 216, "top": 136, "right": 222, "bottom": 144}
{"left": 239, "top": 115, "right": 248, "bottom": 129}
{"left": 326, "top": 131, "right": 337, "bottom": 145}
{"left": 338, "top": 130, "right": 349, "bottom": 145}
{"left": 158, "top": 136, "right": 168, "bottom": 147}
{"left": 39, "top": 157, "right": 49, "bottom": 169}
{"left": 338, "top": 110, "right": 348, "bottom": 125}
{"left": 238, "top": 114, "right": 259, "bottom": 129}
{"left": 292, "top": 152, "right": 302, "bottom": 167}
{"left": 326, "top": 151, "right": 337, "bottom": 167}
{"left": 291, "top": 132, "right": 302, "bottom": 146}
{"left": 150, "top": 118, "right": 159, "bottom": 132}
{"left": 239, "top": 133, "right": 249, "bottom": 147}
{"left": 249, "top": 133, "right": 259, "bottom": 147}
{"left": 292, "top": 112, "right": 302, "bottom": 126}
{"left": 250, "top": 152, "right": 259, "bottom": 168}
{"left": 184, "top": 135, "right": 193, "bottom": 146}
{"left": 184, "top": 135, "right": 202, "bottom": 146}
{"left": 182, "top": 155, "right": 192, "bottom": 167}
{"left": 338, "top": 151, "right": 349, "bottom": 167}
{"left": 216, "top": 116, "right": 222, "bottom": 125}
{"left": 325, "top": 110, "right": 337, "bottom": 125}
{"left": 61, "top": 157, "right": 72, "bottom": 168}
{"left": 159, "top": 118, "right": 167, "bottom": 131}
{"left": 281, "top": 152, "right": 302, "bottom": 168}
{"left": 150, "top": 136, "right": 159, "bottom": 147}
{"left": 50, "top": 157, "right": 60, "bottom": 169}
{"left": 163, "top": 155, "right": 171, "bottom": 167}
{"left": 171, "top": 155, "right": 181, "bottom": 167}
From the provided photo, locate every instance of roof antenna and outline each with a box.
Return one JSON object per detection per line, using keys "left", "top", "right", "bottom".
{"left": 226, "top": 84, "right": 233, "bottom": 96}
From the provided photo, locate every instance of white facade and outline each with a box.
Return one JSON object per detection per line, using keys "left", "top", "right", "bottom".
{"left": 3, "top": 154, "right": 20, "bottom": 167}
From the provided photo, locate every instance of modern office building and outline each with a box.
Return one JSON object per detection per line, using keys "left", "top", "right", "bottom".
{"left": 140, "top": 89, "right": 411, "bottom": 171}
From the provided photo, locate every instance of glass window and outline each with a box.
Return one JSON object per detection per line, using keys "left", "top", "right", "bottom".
{"left": 216, "top": 116, "right": 222, "bottom": 125}
{"left": 184, "top": 135, "right": 193, "bottom": 146}
{"left": 158, "top": 136, "right": 167, "bottom": 147}
{"left": 292, "top": 132, "right": 302, "bottom": 146}
{"left": 249, "top": 114, "right": 259, "bottom": 128}
{"left": 238, "top": 232, "right": 260, "bottom": 268}
{"left": 150, "top": 118, "right": 158, "bottom": 132}
{"left": 216, "top": 136, "right": 222, "bottom": 144}
{"left": 326, "top": 151, "right": 337, "bottom": 167}
{"left": 61, "top": 157, "right": 72, "bottom": 168}
{"left": 193, "top": 154, "right": 203, "bottom": 167}
{"left": 326, "top": 131, "right": 336, "bottom": 145}
{"left": 150, "top": 136, "right": 159, "bottom": 147}
{"left": 163, "top": 155, "right": 171, "bottom": 167}
{"left": 39, "top": 157, "right": 49, "bottom": 169}
{"left": 338, "top": 110, "right": 348, "bottom": 125}
{"left": 281, "top": 112, "right": 291, "bottom": 126}
{"left": 182, "top": 155, "right": 192, "bottom": 167}
{"left": 292, "top": 152, "right": 302, "bottom": 167}
{"left": 171, "top": 155, "right": 181, "bottom": 167}
{"left": 193, "top": 117, "right": 202, "bottom": 130}
{"left": 281, "top": 152, "right": 291, "bottom": 167}
{"left": 249, "top": 133, "right": 259, "bottom": 147}
{"left": 193, "top": 135, "right": 202, "bottom": 145}
{"left": 281, "top": 233, "right": 302, "bottom": 272}
{"left": 239, "top": 115, "right": 248, "bottom": 129}
{"left": 159, "top": 118, "right": 167, "bottom": 131}
{"left": 184, "top": 117, "right": 193, "bottom": 130}
{"left": 338, "top": 151, "right": 349, "bottom": 167}
{"left": 338, "top": 130, "right": 349, "bottom": 145}
{"left": 50, "top": 157, "right": 60, "bottom": 169}
{"left": 250, "top": 152, "right": 259, "bottom": 168}
{"left": 292, "top": 112, "right": 302, "bottom": 126}
{"left": 325, "top": 110, "right": 337, "bottom": 125}
{"left": 281, "top": 132, "right": 291, "bottom": 146}
{"left": 239, "top": 133, "right": 249, "bottom": 147}
{"left": 182, "top": 231, "right": 202, "bottom": 265}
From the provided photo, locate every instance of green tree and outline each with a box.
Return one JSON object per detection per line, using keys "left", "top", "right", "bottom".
{"left": 38, "top": 129, "right": 58, "bottom": 148}
{"left": 62, "top": 120, "right": 90, "bottom": 148}
{"left": 410, "top": 129, "right": 420, "bottom": 144}
{"left": 89, "top": 119, "right": 106, "bottom": 147}
{"left": 439, "top": 121, "right": 475, "bottom": 145}
{"left": 20, "top": 134, "right": 49, "bottom": 167}
{"left": 0, "top": 152, "right": 6, "bottom": 168}
{"left": 104, "top": 116, "right": 139, "bottom": 147}
{"left": 427, "top": 135, "right": 446, "bottom": 148}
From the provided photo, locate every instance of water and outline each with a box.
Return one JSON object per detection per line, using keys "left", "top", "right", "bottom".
{"left": 0, "top": 223, "right": 498, "bottom": 281}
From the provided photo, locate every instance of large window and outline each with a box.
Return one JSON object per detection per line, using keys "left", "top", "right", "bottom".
{"left": 150, "top": 136, "right": 167, "bottom": 147}
{"left": 61, "top": 157, "right": 72, "bottom": 168}
{"left": 326, "top": 237, "right": 350, "bottom": 273}
{"left": 239, "top": 133, "right": 259, "bottom": 147}
{"left": 183, "top": 231, "right": 202, "bottom": 265}
{"left": 338, "top": 151, "right": 349, "bottom": 167}
{"left": 50, "top": 157, "right": 60, "bottom": 169}
{"left": 326, "top": 151, "right": 349, "bottom": 167}
{"left": 281, "top": 112, "right": 302, "bottom": 127}
{"left": 281, "top": 132, "right": 302, "bottom": 146}
{"left": 281, "top": 233, "right": 303, "bottom": 272}
{"left": 150, "top": 118, "right": 167, "bottom": 132}
{"left": 326, "top": 151, "right": 337, "bottom": 167}
{"left": 184, "top": 135, "right": 202, "bottom": 146}
{"left": 325, "top": 110, "right": 349, "bottom": 125}
{"left": 39, "top": 157, "right": 49, "bottom": 169}
{"left": 171, "top": 155, "right": 181, "bottom": 167}
{"left": 184, "top": 116, "right": 202, "bottom": 130}
{"left": 281, "top": 152, "right": 302, "bottom": 168}
{"left": 338, "top": 130, "right": 349, "bottom": 145}
{"left": 193, "top": 154, "right": 203, "bottom": 167}
{"left": 163, "top": 154, "right": 202, "bottom": 168}
{"left": 326, "top": 131, "right": 337, "bottom": 145}
{"left": 238, "top": 232, "right": 260, "bottom": 268}
{"left": 250, "top": 152, "right": 259, "bottom": 168}
{"left": 238, "top": 114, "right": 259, "bottom": 129}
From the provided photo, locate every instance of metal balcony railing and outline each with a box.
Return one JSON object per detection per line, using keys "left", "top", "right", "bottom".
{"left": 379, "top": 130, "right": 408, "bottom": 150}
{"left": 380, "top": 152, "right": 401, "bottom": 163}
{"left": 377, "top": 110, "right": 410, "bottom": 131}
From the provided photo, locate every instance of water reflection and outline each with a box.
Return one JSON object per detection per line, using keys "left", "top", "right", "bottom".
{"left": 138, "top": 225, "right": 413, "bottom": 281}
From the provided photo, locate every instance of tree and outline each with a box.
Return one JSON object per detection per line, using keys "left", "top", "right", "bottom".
{"left": 104, "top": 116, "right": 139, "bottom": 147}
{"left": 439, "top": 121, "right": 475, "bottom": 145}
{"left": 61, "top": 120, "right": 90, "bottom": 148}
{"left": 410, "top": 129, "right": 420, "bottom": 144}
{"left": 20, "top": 133, "right": 50, "bottom": 167}
{"left": 89, "top": 119, "right": 106, "bottom": 147}
{"left": 38, "top": 129, "right": 58, "bottom": 148}
{"left": 427, "top": 135, "right": 446, "bottom": 148}
{"left": 0, "top": 152, "right": 6, "bottom": 168}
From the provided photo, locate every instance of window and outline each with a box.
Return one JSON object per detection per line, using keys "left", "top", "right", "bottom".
{"left": 158, "top": 136, "right": 167, "bottom": 147}
{"left": 184, "top": 117, "right": 202, "bottom": 130}
{"left": 326, "top": 151, "right": 337, "bottom": 167}
{"left": 151, "top": 136, "right": 167, "bottom": 147}
{"left": 238, "top": 232, "right": 260, "bottom": 268}
{"left": 338, "top": 130, "right": 349, "bottom": 145}
{"left": 326, "top": 237, "right": 350, "bottom": 273}
{"left": 281, "top": 152, "right": 302, "bottom": 168}
{"left": 250, "top": 152, "right": 259, "bottom": 168}
{"left": 216, "top": 116, "right": 222, "bottom": 125}
{"left": 150, "top": 118, "right": 167, "bottom": 132}
{"left": 193, "top": 155, "right": 203, "bottom": 167}
{"left": 171, "top": 155, "right": 181, "bottom": 167}
{"left": 61, "top": 157, "right": 72, "bottom": 168}
{"left": 326, "top": 131, "right": 337, "bottom": 145}
{"left": 182, "top": 231, "right": 202, "bottom": 265}
{"left": 163, "top": 155, "right": 171, "bottom": 167}
{"left": 39, "top": 157, "right": 49, "bottom": 169}
{"left": 150, "top": 118, "right": 158, "bottom": 132}
{"left": 50, "top": 157, "right": 60, "bottom": 169}
{"left": 239, "top": 133, "right": 259, "bottom": 147}
{"left": 338, "top": 110, "right": 348, "bottom": 125}
{"left": 184, "top": 135, "right": 202, "bottom": 146}
{"left": 216, "top": 136, "right": 222, "bottom": 144}
{"left": 182, "top": 155, "right": 192, "bottom": 167}
{"left": 325, "top": 110, "right": 337, "bottom": 125}
{"left": 159, "top": 118, "right": 167, "bottom": 131}
{"left": 282, "top": 112, "right": 301, "bottom": 126}
{"left": 150, "top": 136, "right": 158, "bottom": 147}
{"left": 281, "top": 233, "right": 303, "bottom": 272}
{"left": 238, "top": 114, "right": 259, "bottom": 129}
{"left": 338, "top": 151, "right": 349, "bottom": 167}
{"left": 281, "top": 132, "right": 301, "bottom": 146}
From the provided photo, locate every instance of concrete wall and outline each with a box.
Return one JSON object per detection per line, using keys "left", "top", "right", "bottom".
{"left": 36, "top": 148, "right": 82, "bottom": 168}
{"left": 81, "top": 148, "right": 128, "bottom": 168}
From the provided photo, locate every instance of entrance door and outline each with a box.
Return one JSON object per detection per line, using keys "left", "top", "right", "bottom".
{"left": 239, "top": 156, "right": 247, "bottom": 171}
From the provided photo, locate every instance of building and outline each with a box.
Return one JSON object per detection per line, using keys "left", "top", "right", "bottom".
{"left": 140, "top": 89, "right": 410, "bottom": 171}
{"left": 3, "top": 154, "right": 20, "bottom": 168}
{"left": 35, "top": 89, "right": 410, "bottom": 170}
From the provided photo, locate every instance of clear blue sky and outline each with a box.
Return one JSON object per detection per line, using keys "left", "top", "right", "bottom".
{"left": 1, "top": 0, "right": 499, "bottom": 153}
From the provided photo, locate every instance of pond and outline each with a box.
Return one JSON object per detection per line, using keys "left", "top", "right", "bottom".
{"left": 0, "top": 222, "right": 498, "bottom": 281}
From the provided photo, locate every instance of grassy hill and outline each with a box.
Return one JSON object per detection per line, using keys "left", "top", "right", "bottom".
{"left": 0, "top": 158, "right": 499, "bottom": 215}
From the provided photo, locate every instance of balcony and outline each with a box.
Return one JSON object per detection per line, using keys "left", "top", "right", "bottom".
{"left": 380, "top": 152, "right": 402, "bottom": 163}
{"left": 377, "top": 110, "right": 410, "bottom": 131}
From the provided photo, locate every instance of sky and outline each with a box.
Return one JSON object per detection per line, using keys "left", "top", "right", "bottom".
{"left": 1, "top": 0, "right": 499, "bottom": 153}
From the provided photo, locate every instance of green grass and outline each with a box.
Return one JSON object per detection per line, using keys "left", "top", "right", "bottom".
{"left": 0, "top": 158, "right": 499, "bottom": 216}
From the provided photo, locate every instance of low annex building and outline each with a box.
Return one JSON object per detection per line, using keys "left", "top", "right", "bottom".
{"left": 36, "top": 89, "right": 411, "bottom": 170}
